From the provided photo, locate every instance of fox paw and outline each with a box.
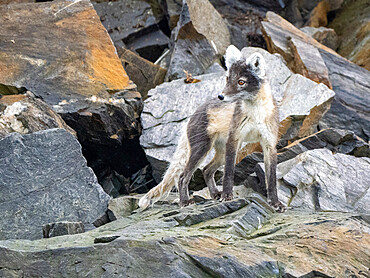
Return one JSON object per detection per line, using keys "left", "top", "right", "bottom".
{"left": 269, "top": 200, "right": 286, "bottom": 213}
{"left": 180, "top": 199, "right": 195, "bottom": 207}
{"left": 221, "top": 192, "right": 233, "bottom": 202}
{"left": 211, "top": 191, "right": 222, "bottom": 200}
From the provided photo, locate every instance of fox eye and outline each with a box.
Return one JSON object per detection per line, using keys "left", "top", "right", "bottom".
{"left": 238, "top": 80, "right": 245, "bottom": 86}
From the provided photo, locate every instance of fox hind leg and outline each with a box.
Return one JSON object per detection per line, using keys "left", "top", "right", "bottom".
{"left": 203, "top": 141, "right": 225, "bottom": 200}
{"left": 179, "top": 138, "right": 213, "bottom": 207}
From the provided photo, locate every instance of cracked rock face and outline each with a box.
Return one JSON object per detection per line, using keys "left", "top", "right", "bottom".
{"left": 275, "top": 149, "right": 370, "bottom": 213}
{"left": 0, "top": 128, "right": 110, "bottom": 240}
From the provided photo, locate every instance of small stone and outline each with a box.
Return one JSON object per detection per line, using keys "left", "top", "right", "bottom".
{"left": 43, "top": 222, "right": 84, "bottom": 238}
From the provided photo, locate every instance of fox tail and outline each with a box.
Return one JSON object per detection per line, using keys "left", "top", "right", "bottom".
{"left": 138, "top": 128, "right": 189, "bottom": 209}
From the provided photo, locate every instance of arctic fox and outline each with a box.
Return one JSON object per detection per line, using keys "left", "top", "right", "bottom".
{"left": 139, "top": 45, "right": 285, "bottom": 212}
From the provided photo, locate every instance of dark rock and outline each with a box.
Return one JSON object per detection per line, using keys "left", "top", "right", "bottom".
{"left": 174, "top": 199, "right": 248, "bottom": 226}
{"left": 43, "top": 222, "right": 84, "bottom": 238}
{"left": 93, "top": 0, "right": 170, "bottom": 62}
{"left": 160, "top": 0, "right": 183, "bottom": 30}
{"left": 282, "top": 0, "right": 344, "bottom": 28}
{"left": 0, "top": 128, "right": 110, "bottom": 240}
{"left": 120, "top": 48, "right": 167, "bottom": 99}
{"left": 0, "top": 0, "right": 130, "bottom": 105}
{"left": 300, "top": 26, "right": 339, "bottom": 50}
{"left": 56, "top": 92, "right": 154, "bottom": 197}
{"left": 0, "top": 93, "right": 75, "bottom": 139}
{"left": 278, "top": 128, "right": 370, "bottom": 161}
{"left": 274, "top": 149, "right": 370, "bottom": 212}
{"left": 94, "top": 235, "right": 120, "bottom": 244}
{"left": 328, "top": 0, "right": 370, "bottom": 70}
{"left": 165, "top": 0, "right": 230, "bottom": 81}
{"left": 318, "top": 50, "right": 370, "bottom": 141}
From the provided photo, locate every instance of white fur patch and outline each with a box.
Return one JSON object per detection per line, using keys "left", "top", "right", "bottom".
{"left": 225, "top": 45, "right": 243, "bottom": 70}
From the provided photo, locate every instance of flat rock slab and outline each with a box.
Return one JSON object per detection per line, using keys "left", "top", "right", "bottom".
{"left": 0, "top": 128, "right": 110, "bottom": 240}
{"left": 275, "top": 149, "right": 370, "bottom": 213}
{"left": 0, "top": 0, "right": 129, "bottom": 105}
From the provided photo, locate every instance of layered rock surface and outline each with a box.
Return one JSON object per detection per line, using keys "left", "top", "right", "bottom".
{"left": 0, "top": 195, "right": 368, "bottom": 277}
{"left": 0, "top": 128, "right": 110, "bottom": 240}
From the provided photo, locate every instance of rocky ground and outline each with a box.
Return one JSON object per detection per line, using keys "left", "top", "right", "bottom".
{"left": 0, "top": 0, "right": 369, "bottom": 277}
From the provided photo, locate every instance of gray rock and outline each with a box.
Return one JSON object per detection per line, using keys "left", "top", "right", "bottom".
{"left": 0, "top": 93, "right": 75, "bottom": 139}
{"left": 93, "top": 0, "right": 170, "bottom": 61}
{"left": 275, "top": 149, "right": 370, "bottom": 213}
{"left": 300, "top": 26, "right": 339, "bottom": 50}
{"left": 43, "top": 222, "right": 84, "bottom": 238}
{"left": 108, "top": 195, "right": 140, "bottom": 220}
{"left": 0, "top": 128, "right": 110, "bottom": 240}
{"left": 165, "top": 0, "right": 230, "bottom": 81}
{"left": 173, "top": 199, "right": 248, "bottom": 226}
{"left": 228, "top": 199, "right": 273, "bottom": 238}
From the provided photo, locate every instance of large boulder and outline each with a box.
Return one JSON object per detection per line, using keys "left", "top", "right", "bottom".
{"left": 275, "top": 149, "right": 370, "bottom": 213}
{"left": 0, "top": 0, "right": 130, "bottom": 105}
{"left": 141, "top": 47, "right": 334, "bottom": 181}
{"left": 165, "top": 0, "right": 230, "bottom": 81}
{"left": 0, "top": 128, "right": 110, "bottom": 240}
{"left": 0, "top": 93, "right": 75, "bottom": 139}
{"left": 261, "top": 12, "right": 370, "bottom": 142}
{"left": 93, "top": 0, "right": 170, "bottom": 62}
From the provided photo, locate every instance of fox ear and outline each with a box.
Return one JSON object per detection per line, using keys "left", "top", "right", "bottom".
{"left": 246, "top": 53, "right": 266, "bottom": 78}
{"left": 225, "top": 45, "right": 243, "bottom": 70}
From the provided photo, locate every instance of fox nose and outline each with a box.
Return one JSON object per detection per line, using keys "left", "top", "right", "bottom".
{"left": 218, "top": 94, "right": 224, "bottom": 100}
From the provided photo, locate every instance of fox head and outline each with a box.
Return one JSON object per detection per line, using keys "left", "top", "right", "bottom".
{"left": 219, "top": 45, "right": 266, "bottom": 101}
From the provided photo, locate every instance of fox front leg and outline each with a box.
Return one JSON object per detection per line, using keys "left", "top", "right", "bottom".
{"left": 262, "top": 143, "right": 285, "bottom": 212}
{"left": 222, "top": 105, "right": 243, "bottom": 201}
